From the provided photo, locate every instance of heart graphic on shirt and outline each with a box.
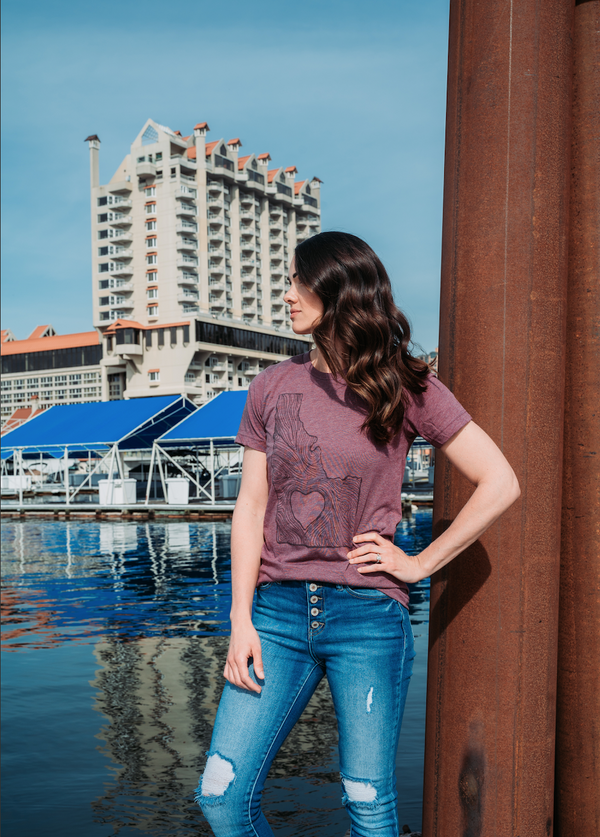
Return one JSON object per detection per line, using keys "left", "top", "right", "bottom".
{"left": 290, "top": 490, "right": 325, "bottom": 529}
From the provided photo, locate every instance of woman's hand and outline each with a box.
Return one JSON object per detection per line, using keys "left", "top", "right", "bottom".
{"left": 347, "top": 532, "right": 427, "bottom": 584}
{"left": 223, "top": 621, "right": 265, "bottom": 694}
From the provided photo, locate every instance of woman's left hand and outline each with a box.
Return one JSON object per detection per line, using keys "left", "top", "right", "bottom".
{"left": 347, "top": 532, "right": 426, "bottom": 584}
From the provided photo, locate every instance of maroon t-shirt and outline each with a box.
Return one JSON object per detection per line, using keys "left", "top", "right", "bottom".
{"left": 236, "top": 352, "right": 471, "bottom": 607}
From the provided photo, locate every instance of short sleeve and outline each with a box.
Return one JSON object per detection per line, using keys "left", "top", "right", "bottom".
{"left": 235, "top": 372, "right": 268, "bottom": 452}
{"left": 404, "top": 374, "right": 472, "bottom": 448}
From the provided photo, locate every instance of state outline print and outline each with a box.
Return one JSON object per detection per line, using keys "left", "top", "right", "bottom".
{"left": 271, "top": 393, "right": 361, "bottom": 547}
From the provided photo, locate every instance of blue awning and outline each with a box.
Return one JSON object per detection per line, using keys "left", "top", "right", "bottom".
{"left": 1, "top": 449, "right": 14, "bottom": 461}
{"left": 157, "top": 391, "right": 248, "bottom": 447}
{"left": 1, "top": 396, "right": 197, "bottom": 455}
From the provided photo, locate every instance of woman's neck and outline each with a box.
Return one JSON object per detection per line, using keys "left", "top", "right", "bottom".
{"left": 310, "top": 345, "right": 347, "bottom": 374}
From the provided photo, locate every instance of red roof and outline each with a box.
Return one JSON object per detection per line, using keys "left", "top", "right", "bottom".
{"left": 174, "top": 131, "right": 182, "bottom": 136}
{"left": 205, "top": 140, "right": 219, "bottom": 157}
{"left": 267, "top": 168, "right": 280, "bottom": 184}
{"left": 1, "top": 329, "right": 15, "bottom": 343}
{"left": 238, "top": 155, "right": 251, "bottom": 171}
{"left": 294, "top": 180, "right": 306, "bottom": 195}
{"left": 194, "top": 122, "right": 209, "bottom": 130}
{"left": 103, "top": 319, "right": 190, "bottom": 333}
{"left": 257, "top": 153, "right": 271, "bottom": 161}
{"left": 1, "top": 407, "right": 45, "bottom": 436}
{"left": 187, "top": 146, "right": 197, "bottom": 160}
{"left": 28, "top": 325, "right": 56, "bottom": 339}
{"left": 228, "top": 138, "right": 242, "bottom": 146}
{"left": 285, "top": 166, "right": 297, "bottom": 174}
{"left": 1, "top": 331, "right": 100, "bottom": 356}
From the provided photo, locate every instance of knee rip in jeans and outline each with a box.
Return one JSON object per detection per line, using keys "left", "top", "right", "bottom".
{"left": 341, "top": 774, "right": 378, "bottom": 809}
{"left": 195, "top": 753, "right": 235, "bottom": 805}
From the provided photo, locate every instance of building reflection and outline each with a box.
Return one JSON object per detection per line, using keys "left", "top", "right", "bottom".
{"left": 89, "top": 633, "right": 340, "bottom": 833}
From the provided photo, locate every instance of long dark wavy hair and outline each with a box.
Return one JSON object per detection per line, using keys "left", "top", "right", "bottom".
{"left": 294, "top": 231, "right": 430, "bottom": 444}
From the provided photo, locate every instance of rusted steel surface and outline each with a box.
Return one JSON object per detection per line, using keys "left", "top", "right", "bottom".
{"left": 423, "top": 1, "right": 573, "bottom": 835}
{"left": 555, "top": 2, "right": 600, "bottom": 834}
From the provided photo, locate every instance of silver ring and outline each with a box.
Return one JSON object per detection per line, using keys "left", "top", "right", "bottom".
{"left": 375, "top": 554, "right": 382, "bottom": 564}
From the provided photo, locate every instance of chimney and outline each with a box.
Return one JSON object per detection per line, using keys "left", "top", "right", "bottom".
{"left": 85, "top": 135, "right": 101, "bottom": 190}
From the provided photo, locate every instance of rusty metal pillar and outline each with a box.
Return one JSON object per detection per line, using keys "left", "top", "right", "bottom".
{"left": 423, "top": 1, "right": 573, "bottom": 835}
{"left": 555, "top": 2, "right": 600, "bottom": 833}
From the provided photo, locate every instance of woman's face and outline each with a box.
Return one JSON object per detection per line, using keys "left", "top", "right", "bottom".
{"left": 284, "top": 258, "right": 324, "bottom": 335}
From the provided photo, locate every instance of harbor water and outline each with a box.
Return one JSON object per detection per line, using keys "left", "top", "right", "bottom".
{"left": 1, "top": 512, "right": 433, "bottom": 836}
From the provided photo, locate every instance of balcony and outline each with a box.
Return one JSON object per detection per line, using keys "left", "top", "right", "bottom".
{"left": 112, "top": 229, "right": 133, "bottom": 242}
{"left": 136, "top": 161, "right": 156, "bottom": 178}
{"left": 208, "top": 232, "right": 224, "bottom": 244}
{"left": 176, "top": 202, "right": 196, "bottom": 216}
{"left": 177, "top": 292, "right": 199, "bottom": 304}
{"left": 111, "top": 198, "right": 132, "bottom": 209}
{"left": 207, "top": 197, "right": 224, "bottom": 208}
{"left": 178, "top": 275, "right": 198, "bottom": 287}
{"left": 209, "top": 280, "right": 225, "bottom": 291}
{"left": 114, "top": 281, "right": 134, "bottom": 292}
{"left": 176, "top": 221, "right": 198, "bottom": 233}
{"left": 208, "top": 298, "right": 225, "bottom": 310}
{"left": 110, "top": 263, "right": 133, "bottom": 276}
{"left": 115, "top": 343, "right": 142, "bottom": 357}
{"left": 241, "top": 257, "right": 255, "bottom": 265}
{"left": 176, "top": 257, "right": 198, "bottom": 269}
{"left": 175, "top": 187, "right": 197, "bottom": 200}
{"left": 180, "top": 173, "right": 196, "bottom": 184}
{"left": 109, "top": 212, "right": 132, "bottom": 227}
{"left": 208, "top": 246, "right": 225, "bottom": 257}
{"left": 177, "top": 237, "right": 198, "bottom": 251}
{"left": 111, "top": 247, "right": 133, "bottom": 258}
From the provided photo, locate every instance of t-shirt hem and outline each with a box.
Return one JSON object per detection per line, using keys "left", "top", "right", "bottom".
{"left": 235, "top": 433, "right": 266, "bottom": 452}
{"left": 430, "top": 411, "right": 472, "bottom": 447}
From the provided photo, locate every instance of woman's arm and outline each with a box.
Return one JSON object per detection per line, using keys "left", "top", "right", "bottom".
{"left": 348, "top": 421, "right": 521, "bottom": 582}
{"left": 224, "top": 447, "right": 269, "bottom": 693}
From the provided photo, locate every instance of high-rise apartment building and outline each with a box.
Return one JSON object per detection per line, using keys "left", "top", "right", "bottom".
{"left": 87, "top": 119, "right": 321, "bottom": 403}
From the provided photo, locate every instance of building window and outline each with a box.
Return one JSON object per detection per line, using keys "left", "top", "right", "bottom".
{"left": 69, "top": 374, "right": 81, "bottom": 383}
{"left": 146, "top": 236, "right": 157, "bottom": 248}
{"left": 182, "top": 325, "right": 190, "bottom": 344}
{"left": 145, "top": 187, "right": 156, "bottom": 197}
{"left": 145, "top": 220, "right": 157, "bottom": 231}
{"left": 99, "top": 311, "right": 110, "bottom": 321}
{"left": 145, "top": 203, "right": 156, "bottom": 214}
{"left": 98, "top": 230, "right": 109, "bottom": 240}
{"left": 149, "top": 371, "right": 160, "bottom": 382}
{"left": 99, "top": 296, "right": 110, "bottom": 306}
{"left": 98, "top": 263, "right": 109, "bottom": 273}
{"left": 97, "top": 197, "right": 107, "bottom": 207}
{"left": 145, "top": 330, "right": 152, "bottom": 349}
{"left": 170, "top": 327, "right": 177, "bottom": 346}
{"left": 83, "top": 372, "right": 97, "bottom": 382}
{"left": 98, "top": 213, "right": 108, "bottom": 223}
{"left": 146, "top": 271, "right": 158, "bottom": 282}
{"left": 157, "top": 328, "right": 164, "bottom": 347}
{"left": 146, "top": 254, "right": 157, "bottom": 265}
{"left": 69, "top": 389, "right": 82, "bottom": 399}
{"left": 108, "top": 373, "right": 123, "bottom": 400}
{"left": 147, "top": 288, "right": 158, "bottom": 300}
{"left": 147, "top": 305, "right": 158, "bottom": 316}
{"left": 170, "top": 168, "right": 176, "bottom": 178}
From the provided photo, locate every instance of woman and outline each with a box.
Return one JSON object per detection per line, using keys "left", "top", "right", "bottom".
{"left": 196, "top": 232, "right": 520, "bottom": 836}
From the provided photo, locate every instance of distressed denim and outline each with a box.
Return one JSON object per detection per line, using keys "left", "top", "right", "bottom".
{"left": 196, "top": 580, "right": 415, "bottom": 837}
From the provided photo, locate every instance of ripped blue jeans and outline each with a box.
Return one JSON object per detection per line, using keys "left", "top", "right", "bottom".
{"left": 196, "top": 580, "right": 415, "bottom": 837}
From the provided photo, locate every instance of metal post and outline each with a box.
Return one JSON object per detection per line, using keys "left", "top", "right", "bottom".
{"left": 423, "top": 1, "right": 573, "bottom": 834}
{"left": 555, "top": 1, "right": 600, "bottom": 832}
{"left": 64, "top": 447, "right": 70, "bottom": 507}
{"left": 210, "top": 439, "right": 215, "bottom": 506}
{"left": 145, "top": 443, "right": 156, "bottom": 506}
{"left": 18, "top": 449, "right": 24, "bottom": 507}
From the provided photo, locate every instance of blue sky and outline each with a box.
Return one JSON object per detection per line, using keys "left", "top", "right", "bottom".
{"left": 1, "top": 0, "right": 450, "bottom": 352}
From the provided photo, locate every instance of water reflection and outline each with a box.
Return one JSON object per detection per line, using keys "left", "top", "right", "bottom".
{"left": 1, "top": 513, "right": 432, "bottom": 836}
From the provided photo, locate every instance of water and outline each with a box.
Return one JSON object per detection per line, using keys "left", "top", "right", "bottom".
{"left": 1, "top": 513, "right": 432, "bottom": 837}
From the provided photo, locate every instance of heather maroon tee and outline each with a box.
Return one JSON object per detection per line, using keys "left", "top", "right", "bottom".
{"left": 236, "top": 352, "right": 471, "bottom": 608}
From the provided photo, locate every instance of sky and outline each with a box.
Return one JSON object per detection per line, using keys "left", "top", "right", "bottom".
{"left": 1, "top": 0, "right": 450, "bottom": 353}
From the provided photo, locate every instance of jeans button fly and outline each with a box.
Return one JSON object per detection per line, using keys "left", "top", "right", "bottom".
{"left": 310, "top": 595, "right": 318, "bottom": 604}
{"left": 311, "top": 607, "right": 319, "bottom": 616}
{"left": 309, "top": 583, "right": 318, "bottom": 592}
{"left": 311, "top": 621, "right": 319, "bottom": 629}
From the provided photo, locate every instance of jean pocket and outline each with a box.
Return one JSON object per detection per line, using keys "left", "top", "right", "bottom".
{"left": 257, "top": 582, "right": 273, "bottom": 591}
{"left": 342, "top": 585, "right": 390, "bottom": 600}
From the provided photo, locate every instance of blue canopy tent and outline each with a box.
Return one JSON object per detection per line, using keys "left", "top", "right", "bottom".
{"left": 1, "top": 396, "right": 197, "bottom": 504}
{"left": 147, "top": 391, "right": 248, "bottom": 505}
{"left": 157, "top": 390, "right": 248, "bottom": 447}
